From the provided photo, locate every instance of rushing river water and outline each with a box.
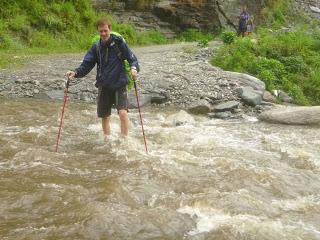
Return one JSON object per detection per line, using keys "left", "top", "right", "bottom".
{"left": 1, "top": 97, "right": 320, "bottom": 240}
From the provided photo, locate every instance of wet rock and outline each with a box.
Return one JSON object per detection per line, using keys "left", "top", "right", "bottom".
{"left": 188, "top": 99, "right": 212, "bottom": 115}
{"left": 237, "top": 86, "right": 262, "bottom": 107}
{"left": 263, "top": 91, "right": 277, "bottom": 103}
{"left": 310, "top": 6, "right": 320, "bottom": 13}
{"left": 151, "top": 94, "right": 168, "bottom": 104}
{"left": 278, "top": 90, "right": 293, "bottom": 103}
{"left": 214, "top": 101, "right": 239, "bottom": 112}
{"left": 259, "top": 106, "right": 320, "bottom": 125}
{"left": 15, "top": 79, "right": 23, "bottom": 84}
{"left": 208, "top": 111, "right": 232, "bottom": 119}
{"left": 166, "top": 110, "right": 195, "bottom": 126}
{"left": 128, "top": 92, "right": 152, "bottom": 109}
{"left": 225, "top": 71, "right": 265, "bottom": 93}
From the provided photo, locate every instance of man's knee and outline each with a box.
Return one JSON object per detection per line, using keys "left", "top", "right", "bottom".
{"left": 118, "top": 109, "right": 128, "bottom": 121}
{"left": 102, "top": 116, "right": 110, "bottom": 122}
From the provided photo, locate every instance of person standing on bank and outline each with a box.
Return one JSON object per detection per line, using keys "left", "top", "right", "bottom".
{"left": 66, "top": 17, "right": 139, "bottom": 139}
{"left": 237, "top": 6, "right": 249, "bottom": 37}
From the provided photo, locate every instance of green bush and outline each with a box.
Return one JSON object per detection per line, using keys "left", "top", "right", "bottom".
{"left": 197, "top": 39, "right": 209, "bottom": 48}
{"left": 279, "top": 56, "right": 308, "bottom": 74}
{"left": 9, "top": 15, "right": 28, "bottom": 31}
{"left": 178, "top": 28, "right": 213, "bottom": 43}
{"left": 220, "top": 31, "right": 236, "bottom": 44}
{"left": 212, "top": 27, "right": 320, "bottom": 105}
{"left": 136, "top": 30, "right": 167, "bottom": 45}
{"left": 303, "top": 68, "right": 320, "bottom": 104}
{"left": 257, "top": 69, "right": 277, "bottom": 90}
{"left": 251, "top": 57, "right": 286, "bottom": 80}
{"left": 212, "top": 37, "right": 255, "bottom": 72}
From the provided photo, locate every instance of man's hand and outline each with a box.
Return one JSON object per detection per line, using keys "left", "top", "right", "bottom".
{"left": 65, "top": 70, "right": 76, "bottom": 79}
{"left": 131, "top": 68, "right": 138, "bottom": 80}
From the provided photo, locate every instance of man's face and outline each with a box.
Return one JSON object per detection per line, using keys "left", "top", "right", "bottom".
{"left": 98, "top": 24, "right": 111, "bottom": 41}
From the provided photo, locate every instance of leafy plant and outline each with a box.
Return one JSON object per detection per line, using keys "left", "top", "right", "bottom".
{"left": 212, "top": 26, "right": 320, "bottom": 105}
{"left": 220, "top": 30, "right": 236, "bottom": 44}
{"left": 178, "top": 28, "right": 213, "bottom": 43}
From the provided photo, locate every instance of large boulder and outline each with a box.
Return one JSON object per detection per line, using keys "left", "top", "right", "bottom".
{"left": 225, "top": 71, "right": 265, "bottom": 94}
{"left": 236, "top": 86, "right": 262, "bottom": 107}
{"left": 259, "top": 106, "right": 320, "bottom": 125}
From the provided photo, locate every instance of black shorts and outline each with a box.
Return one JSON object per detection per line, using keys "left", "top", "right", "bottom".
{"left": 97, "top": 86, "right": 128, "bottom": 118}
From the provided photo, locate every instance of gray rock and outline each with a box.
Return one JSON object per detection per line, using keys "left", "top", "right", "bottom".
{"left": 128, "top": 92, "right": 152, "bottom": 109}
{"left": 151, "top": 94, "right": 168, "bottom": 104}
{"left": 278, "top": 90, "right": 293, "bottom": 103}
{"left": 263, "top": 91, "right": 277, "bottom": 103}
{"left": 15, "top": 79, "right": 23, "bottom": 84}
{"left": 259, "top": 106, "right": 320, "bottom": 125}
{"left": 242, "top": 91, "right": 262, "bottom": 106}
{"left": 225, "top": 71, "right": 265, "bottom": 93}
{"left": 310, "top": 6, "right": 320, "bottom": 13}
{"left": 214, "top": 100, "right": 239, "bottom": 112}
{"left": 187, "top": 99, "right": 212, "bottom": 114}
{"left": 237, "top": 87, "right": 262, "bottom": 107}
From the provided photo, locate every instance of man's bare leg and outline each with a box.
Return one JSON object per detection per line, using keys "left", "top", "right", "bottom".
{"left": 102, "top": 116, "right": 111, "bottom": 140}
{"left": 119, "top": 109, "right": 129, "bottom": 136}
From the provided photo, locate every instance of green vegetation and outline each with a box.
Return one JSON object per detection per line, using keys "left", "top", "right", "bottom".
{"left": 211, "top": 0, "right": 320, "bottom": 105}
{"left": 212, "top": 27, "right": 320, "bottom": 105}
{"left": 220, "top": 31, "right": 236, "bottom": 44}
{"left": 177, "top": 28, "right": 214, "bottom": 47}
{"left": 0, "top": 0, "right": 167, "bottom": 69}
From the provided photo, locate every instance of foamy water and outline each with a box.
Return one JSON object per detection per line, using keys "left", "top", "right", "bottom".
{"left": 0, "top": 98, "right": 320, "bottom": 239}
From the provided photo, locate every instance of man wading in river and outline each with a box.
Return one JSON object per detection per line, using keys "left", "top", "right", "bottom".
{"left": 66, "top": 17, "right": 139, "bottom": 139}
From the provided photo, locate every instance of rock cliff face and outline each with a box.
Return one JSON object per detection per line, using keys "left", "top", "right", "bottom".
{"left": 91, "top": 0, "right": 320, "bottom": 36}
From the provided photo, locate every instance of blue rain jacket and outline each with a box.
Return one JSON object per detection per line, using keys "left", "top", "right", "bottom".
{"left": 75, "top": 35, "right": 139, "bottom": 90}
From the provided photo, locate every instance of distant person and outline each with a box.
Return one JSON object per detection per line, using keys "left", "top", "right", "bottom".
{"left": 238, "top": 6, "right": 249, "bottom": 37}
{"left": 65, "top": 17, "right": 139, "bottom": 140}
{"left": 246, "top": 16, "right": 254, "bottom": 36}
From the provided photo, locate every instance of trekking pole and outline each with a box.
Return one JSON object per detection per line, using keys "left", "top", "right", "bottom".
{"left": 133, "top": 80, "right": 148, "bottom": 154}
{"left": 55, "top": 77, "right": 70, "bottom": 152}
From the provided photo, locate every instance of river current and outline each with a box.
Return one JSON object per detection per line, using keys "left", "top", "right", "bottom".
{"left": 1, "top": 97, "right": 320, "bottom": 240}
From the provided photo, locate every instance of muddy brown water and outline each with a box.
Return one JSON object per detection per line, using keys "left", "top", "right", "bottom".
{"left": 1, "top": 97, "right": 320, "bottom": 240}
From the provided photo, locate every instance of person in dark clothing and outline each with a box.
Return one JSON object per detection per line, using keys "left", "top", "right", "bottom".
{"left": 66, "top": 17, "right": 139, "bottom": 139}
{"left": 238, "top": 6, "right": 249, "bottom": 37}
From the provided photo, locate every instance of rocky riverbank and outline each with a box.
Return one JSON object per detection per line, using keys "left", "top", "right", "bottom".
{"left": 0, "top": 42, "right": 276, "bottom": 120}
{"left": 2, "top": 41, "right": 320, "bottom": 125}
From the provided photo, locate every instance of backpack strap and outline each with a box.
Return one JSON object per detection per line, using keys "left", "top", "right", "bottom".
{"left": 111, "top": 34, "right": 126, "bottom": 62}
{"left": 96, "top": 41, "right": 102, "bottom": 78}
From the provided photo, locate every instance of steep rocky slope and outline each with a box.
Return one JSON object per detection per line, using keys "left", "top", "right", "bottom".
{"left": 91, "top": 0, "right": 320, "bottom": 36}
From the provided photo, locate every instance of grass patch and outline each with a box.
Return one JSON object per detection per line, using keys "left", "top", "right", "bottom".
{"left": 211, "top": 26, "right": 320, "bottom": 105}
{"left": 0, "top": 1, "right": 168, "bottom": 69}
